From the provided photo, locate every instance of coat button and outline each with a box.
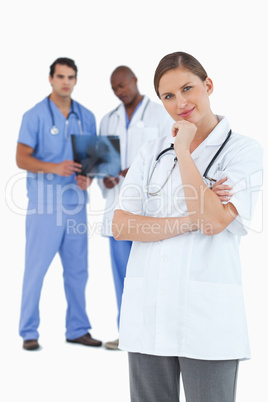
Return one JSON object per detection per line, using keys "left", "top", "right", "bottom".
{"left": 161, "top": 255, "right": 169, "bottom": 263}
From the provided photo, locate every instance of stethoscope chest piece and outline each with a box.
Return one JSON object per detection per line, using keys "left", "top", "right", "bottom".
{"left": 50, "top": 126, "right": 59, "bottom": 135}
{"left": 136, "top": 121, "right": 144, "bottom": 128}
{"left": 47, "top": 96, "right": 83, "bottom": 139}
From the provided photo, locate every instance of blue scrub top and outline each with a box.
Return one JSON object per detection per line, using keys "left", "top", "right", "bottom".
{"left": 124, "top": 99, "right": 143, "bottom": 129}
{"left": 18, "top": 97, "right": 97, "bottom": 206}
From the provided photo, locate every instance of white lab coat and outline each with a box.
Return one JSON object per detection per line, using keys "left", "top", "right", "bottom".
{"left": 99, "top": 96, "right": 173, "bottom": 236}
{"left": 117, "top": 116, "right": 263, "bottom": 360}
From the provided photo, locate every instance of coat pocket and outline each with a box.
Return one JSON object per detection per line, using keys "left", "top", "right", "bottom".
{"left": 119, "top": 277, "right": 144, "bottom": 349}
{"left": 185, "top": 281, "right": 249, "bottom": 359}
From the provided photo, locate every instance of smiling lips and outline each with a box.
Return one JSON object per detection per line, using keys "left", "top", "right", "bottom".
{"left": 179, "top": 107, "right": 195, "bottom": 118}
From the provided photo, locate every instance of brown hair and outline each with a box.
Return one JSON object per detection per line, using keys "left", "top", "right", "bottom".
{"left": 154, "top": 52, "right": 208, "bottom": 98}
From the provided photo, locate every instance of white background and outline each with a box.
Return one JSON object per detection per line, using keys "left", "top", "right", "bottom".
{"left": 1, "top": 0, "right": 267, "bottom": 401}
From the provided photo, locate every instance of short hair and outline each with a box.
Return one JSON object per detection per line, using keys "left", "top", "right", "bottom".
{"left": 154, "top": 52, "right": 208, "bottom": 98}
{"left": 49, "top": 57, "right": 78, "bottom": 78}
{"left": 110, "top": 66, "right": 136, "bottom": 81}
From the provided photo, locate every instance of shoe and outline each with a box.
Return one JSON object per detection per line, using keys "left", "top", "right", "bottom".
{"left": 104, "top": 339, "right": 119, "bottom": 350}
{"left": 66, "top": 332, "right": 102, "bottom": 347}
{"left": 23, "top": 339, "right": 40, "bottom": 351}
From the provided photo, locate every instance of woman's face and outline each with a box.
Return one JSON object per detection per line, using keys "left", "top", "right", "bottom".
{"left": 158, "top": 67, "right": 214, "bottom": 125}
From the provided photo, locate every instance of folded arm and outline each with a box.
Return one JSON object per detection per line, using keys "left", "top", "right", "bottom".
{"left": 112, "top": 210, "right": 196, "bottom": 242}
{"left": 173, "top": 121, "right": 238, "bottom": 235}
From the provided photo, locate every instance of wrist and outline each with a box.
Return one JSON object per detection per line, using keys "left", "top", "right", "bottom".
{"left": 184, "top": 214, "right": 198, "bottom": 232}
{"left": 46, "top": 162, "right": 58, "bottom": 174}
{"left": 175, "top": 146, "right": 191, "bottom": 157}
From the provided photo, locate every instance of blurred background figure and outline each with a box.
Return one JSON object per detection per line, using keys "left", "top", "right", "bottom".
{"left": 16, "top": 57, "right": 102, "bottom": 351}
{"left": 98, "top": 66, "right": 173, "bottom": 350}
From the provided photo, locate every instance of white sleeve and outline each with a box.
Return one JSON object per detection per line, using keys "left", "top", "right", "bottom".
{"left": 115, "top": 144, "right": 147, "bottom": 215}
{"left": 223, "top": 140, "right": 263, "bottom": 235}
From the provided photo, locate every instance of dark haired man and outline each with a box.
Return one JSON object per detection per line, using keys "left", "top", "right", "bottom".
{"left": 16, "top": 57, "right": 102, "bottom": 350}
{"left": 49, "top": 57, "right": 78, "bottom": 78}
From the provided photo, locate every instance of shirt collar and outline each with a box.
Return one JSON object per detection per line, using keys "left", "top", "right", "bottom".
{"left": 204, "top": 116, "right": 231, "bottom": 146}
{"left": 124, "top": 97, "right": 145, "bottom": 128}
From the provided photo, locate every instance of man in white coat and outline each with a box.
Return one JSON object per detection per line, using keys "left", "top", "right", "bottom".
{"left": 98, "top": 66, "right": 173, "bottom": 349}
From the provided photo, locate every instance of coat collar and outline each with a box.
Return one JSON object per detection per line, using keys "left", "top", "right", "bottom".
{"left": 113, "top": 95, "right": 150, "bottom": 119}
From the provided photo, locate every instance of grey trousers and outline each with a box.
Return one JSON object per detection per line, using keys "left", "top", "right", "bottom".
{"left": 128, "top": 352, "right": 239, "bottom": 402}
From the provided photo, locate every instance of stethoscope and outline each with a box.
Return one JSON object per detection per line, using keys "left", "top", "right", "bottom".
{"left": 47, "top": 96, "right": 83, "bottom": 140}
{"left": 107, "top": 98, "right": 151, "bottom": 133}
{"left": 146, "top": 129, "right": 232, "bottom": 196}
{"left": 107, "top": 98, "right": 151, "bottom": 168}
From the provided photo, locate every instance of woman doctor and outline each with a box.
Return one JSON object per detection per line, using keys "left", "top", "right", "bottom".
{"left": 112, "top": 52, "right": 263, "bottom": 402}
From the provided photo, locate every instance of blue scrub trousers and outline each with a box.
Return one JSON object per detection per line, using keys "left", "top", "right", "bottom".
{"left": 109, "top": 236, "right": 132, "bottom": 327}
{"left": 19, "top": 203, "right": 91, "bottom": 341}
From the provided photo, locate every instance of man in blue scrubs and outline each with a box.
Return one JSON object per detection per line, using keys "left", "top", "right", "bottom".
{"left": 16, "top": 57, "right": 102, "bottom": 350}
